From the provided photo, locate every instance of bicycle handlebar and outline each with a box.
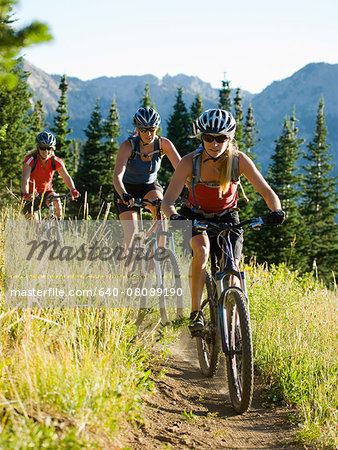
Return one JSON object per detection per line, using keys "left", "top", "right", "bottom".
{"left": 126, "top": 196, "right": 184, "bottom": 210}
{"left": 192, "top": 216, "right": 266, "bottom": 234}
{"left": 42, "top": 193, "right": 80, "bottom": 201}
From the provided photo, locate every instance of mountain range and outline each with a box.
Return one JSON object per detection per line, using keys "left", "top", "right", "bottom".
{"left": 23, "top": 60, "right": 338, "bottom": 176}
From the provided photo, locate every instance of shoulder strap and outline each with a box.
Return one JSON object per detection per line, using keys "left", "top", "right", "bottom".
{"left": 155, "top": 137, "right": 163, "bottom": 156}
{"left": 30, "top": 154, "right": 38, "bottom": 173}
{"left": 51, "top": 155, "right": 56, "bottom": 171}
{"left": 127, "top": 135, "right": 139, "bottom": 161}
{"left": 231, "top": 154, "right": 249, "bottom": 202}
{"left": 191, "top": 147, "right": 204, "bottom": 211}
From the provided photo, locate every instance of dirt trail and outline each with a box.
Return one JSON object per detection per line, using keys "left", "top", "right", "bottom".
{"left": 122, "top": 330, "right": 306, "bottom": 449}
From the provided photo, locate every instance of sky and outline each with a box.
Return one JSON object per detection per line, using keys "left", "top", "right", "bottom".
{"left": 15, "top": 0, "right": 338, "bottom": 94}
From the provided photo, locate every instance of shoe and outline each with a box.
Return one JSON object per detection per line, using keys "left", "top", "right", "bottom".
{"left": 188, "top": 310, "right": 205, "bottom": 333}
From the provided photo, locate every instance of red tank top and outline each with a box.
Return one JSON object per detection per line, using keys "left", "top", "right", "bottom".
{"left": 187, "top": 148, "right": 240, "bottom": 213}
{"left": 188, "top": 183, "right": 238, "bottom": 213}
{"left": 24, "top": 154, "right": 64, "bottom": 193}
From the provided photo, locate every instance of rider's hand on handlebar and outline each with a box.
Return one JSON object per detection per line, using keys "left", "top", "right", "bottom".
{"left": 121, "top": 192, "right": 134, "bottom": 207}
{"left": 265, "top": 209, "right": 285, "bottom": 225}
{"left": 170, "top": 213, "right": 188, "bottom": 221}
{"left": 71, "top": 189, "right": 80, "bottom": 199}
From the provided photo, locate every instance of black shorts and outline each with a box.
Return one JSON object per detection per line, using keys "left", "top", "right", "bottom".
{"left": 22, "top": 191, "right": 55, "bottom": 215}
{"left": 181, "top": 205, "right": 244, "bottom": 262}
{"left": 114, "top": 181, "right": 163, "bottom": 215}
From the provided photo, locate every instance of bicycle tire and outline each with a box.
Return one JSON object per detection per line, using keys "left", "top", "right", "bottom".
{"left": 127, "top": 245, "right": 147, "bottom": 313}
{"left": 222, "top": 287, "right": 254, "bottom": 414}
{"left": 46, "top": 220, "right": 64, "bottom": 246}
{"left": 157, "top": 247, "right": 183, "bottom": 324}
{"left": 196, "top": 272, "right": 220, "bottom": 377}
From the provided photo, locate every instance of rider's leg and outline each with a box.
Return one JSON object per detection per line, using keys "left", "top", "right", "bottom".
{"left": 143, "top": 188, "right": 164, "bottom": 247}
{"left": 190, "top": 233, "right": 210, "bottom": 312}
{"left": 52, "top": 198, "right": 62, "bottom": 219}
{"left": 119, "top": 210, "right": 139, "bottom": 250}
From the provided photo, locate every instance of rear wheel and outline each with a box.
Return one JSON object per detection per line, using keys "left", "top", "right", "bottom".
{"left": 223, "top": 287, "right": 253, "bottom": 414}
{"left": 196, "top": 272, "right": 220, "bottom": 377}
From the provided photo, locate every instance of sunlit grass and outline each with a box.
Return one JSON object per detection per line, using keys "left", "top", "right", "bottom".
{"left": 0, "top": 204, "right": 337, "bottom": 447}
{"left": 248, "top": 262, "right": 337, "bottom": 448}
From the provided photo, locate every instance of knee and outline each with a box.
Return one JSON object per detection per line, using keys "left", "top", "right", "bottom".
{"left": 193, "top": 244, "right": 209, "bottom": 266}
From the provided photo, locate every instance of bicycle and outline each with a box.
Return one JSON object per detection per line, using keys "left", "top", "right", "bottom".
{"left": 192, "top": 216, "right": 267, "bottom": 414}
{"left": 27, "top": 192, "right": 78, "bottom": 244}
{"left": 124, "top": 197, "right": 184, "bottom": 324}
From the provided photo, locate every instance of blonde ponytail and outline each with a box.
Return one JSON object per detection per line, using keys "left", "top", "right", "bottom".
{"left": 218, "top": 140, "right": 238, "bottom": 196}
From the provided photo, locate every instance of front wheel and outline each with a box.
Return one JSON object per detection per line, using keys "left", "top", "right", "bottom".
{"left": 157, "top": 247, "right": 183, "bottom": 324}
{"left": 136, "top": 247, "right": 183, "bottom": 325}
{"left": 222, "top": 287, "right": 253, "bottom": 414}
{"left": 196, "top": 272, "right": 220, "bottom": 377}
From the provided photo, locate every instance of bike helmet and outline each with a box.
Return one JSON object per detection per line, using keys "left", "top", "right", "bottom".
{"left": 194, "top": 109, "right": 236, "bottom": 137}
{"left": 35, "top": 131, "right": 56, "bottom": 147}
{"left": 133, "top": 107, "right": 161, "bottom": 128}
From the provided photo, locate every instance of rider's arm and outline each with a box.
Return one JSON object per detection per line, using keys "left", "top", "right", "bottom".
{"left": 161, "top": 138, "right": 181, "bottom": 169}
{"left": 21, "top": 163, "right": 31, "bottom": 194}
{"left": 239, "top": 152, "right": 282, "bottom": 211}
{"left": 113, "top": 139, "right": 133, "bottom": 197}
{"left": 57, "top": 165, "right": 76, "bottom": 191}
{"left": 162, "top": 154, "right": 193, "bottom": 218}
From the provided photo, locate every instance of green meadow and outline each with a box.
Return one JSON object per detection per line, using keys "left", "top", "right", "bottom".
{"left": 0, "top": 207, "right": 336, "bottom": 448}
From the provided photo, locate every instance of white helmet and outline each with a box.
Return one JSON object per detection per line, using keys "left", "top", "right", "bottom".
{"left": 195, "top": 109, "right": 236, "bottom": 138}
{"left": 133, "top": 107, "right": 161, "bottom": 128}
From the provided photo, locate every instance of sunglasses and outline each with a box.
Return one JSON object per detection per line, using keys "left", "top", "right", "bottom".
{"left": 139, "top": 127, "right": 156, "bottom": 133}
{"left": 202, "top": 134, "right": 229, "bottom": 143}
{"left": 39, "top": 146, "right": 53, "bottom": 151}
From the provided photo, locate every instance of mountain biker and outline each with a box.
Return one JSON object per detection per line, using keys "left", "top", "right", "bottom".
{"left": 21, "top": 130, "right": 79, "bottom": 220}
{"left": 113, "top": 106, "right": 181, "bottom": 248}
{"left": 162, "top": 109, "right": 285, "bottom": 333}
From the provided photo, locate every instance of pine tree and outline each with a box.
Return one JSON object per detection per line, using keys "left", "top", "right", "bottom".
{"left": 75, "top": 99, "right": 105, "bottom": 217}
{"left": 233, "top": 88, "right": 245, "bottom": 152}
{"left": 244, "top": 101, "right": 261, "bottom": 155}
{"left": 238, "top": 101, "right": 261, "bottom": 222}
{"left": 140, "top": 83, "right": 156, "bottom": 109}
{"left": 255, "top": 109, "right": 304, "bottom": 268}
{"left": 166, "top": 88, "right": 190, "bottom": 153}
{"left": 28, "top": 99, "right": 46, "bottom": 137}
{"left": 0, "top": 62, "right": 35, "bottom": 201}
{"left": 0, "top": 0, "right": 52, "bottom": 89}
{"left": 139, "top": 83, "right": 162, "bottom": 136}
{"left": 102, "top": 98, "right": 121, "bottom": 205}
{"left": 299, "top": 97, "right": 338, "bottom": 282}
{"left": 218, "top": 77, "right": 232, "bottom": 111}
{"left": 51, "top": 75, "right": 73, "bottom": 172}
{"left": 188, "top": 93, "right": 203, "bottom": 152}
{"left": 161, "top": 88, "right": 190, "bottom": 187}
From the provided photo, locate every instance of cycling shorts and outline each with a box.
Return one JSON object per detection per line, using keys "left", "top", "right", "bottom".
{"left": 22, "top": 191, "right": 57, "bottom": 215}
{"left": 114, "top": 180, "right": 163, "bottom": 215}
{"left": 181, "top": 205, "right": 244, "bottom": 262}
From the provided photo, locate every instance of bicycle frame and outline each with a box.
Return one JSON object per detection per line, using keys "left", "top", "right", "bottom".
{"left": 133, "top": 198, "right": 176, "bottom": 289}
{"left": 194, "top": 217, "right": 264, "bottom": 355}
